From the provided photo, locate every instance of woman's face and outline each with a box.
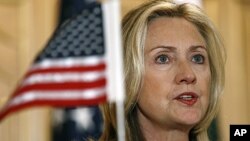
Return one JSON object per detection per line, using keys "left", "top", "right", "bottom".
{"left": 137, "top": 17, "right": 211, "bottom": 130}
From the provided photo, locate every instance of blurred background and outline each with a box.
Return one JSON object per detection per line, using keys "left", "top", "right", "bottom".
{"left": 0, "top": 0, "right": 249, "bottom": 141}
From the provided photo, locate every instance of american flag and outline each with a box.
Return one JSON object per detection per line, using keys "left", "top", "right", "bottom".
{"left": 0, "top": 0, "right": 107, "bottom": 121}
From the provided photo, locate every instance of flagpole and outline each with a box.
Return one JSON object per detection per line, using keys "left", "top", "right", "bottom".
{"left": 102, "top": 0, "right": 125, "bottom": 141}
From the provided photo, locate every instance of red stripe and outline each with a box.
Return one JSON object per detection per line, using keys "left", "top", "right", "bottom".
{"left": 0, "top": 94, "right": 107, "bottom": 122}
{"left": 25, "top": 63, "right": 106, "bottom": 78}
{"left": 13, "top": 78, "right": 106, "bottom": 97}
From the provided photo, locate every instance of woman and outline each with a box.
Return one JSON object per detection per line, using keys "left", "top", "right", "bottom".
{"left": 100, "top": 0, "right": 225, "bottom": 141}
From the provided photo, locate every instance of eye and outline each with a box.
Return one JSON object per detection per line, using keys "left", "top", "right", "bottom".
{"left": 192, "top": 54, "right": 205, "bottom": 64}
{"left": 155, "top": 54, "right": 169, "bottom": 64}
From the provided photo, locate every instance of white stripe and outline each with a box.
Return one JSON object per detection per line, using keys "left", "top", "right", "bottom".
{"left": 8, "top": 88, "right": 106, "bottom": 108}
{"left": 22, "top": 71, "right": 106, "bottom": 86}
{"left": 31, "top": 56, "right": 105, "bottom": 70}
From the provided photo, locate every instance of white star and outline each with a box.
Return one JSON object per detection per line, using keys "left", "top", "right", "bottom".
{"left": 71, "top": 107, "right": 95, "bottom": 130}
{"left": 52, "top": 109, "right": 65, "bottom": 126}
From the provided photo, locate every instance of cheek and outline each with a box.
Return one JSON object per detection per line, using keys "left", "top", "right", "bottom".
{"left": 138, "top": 69, "right": 172, "bottom": 110}
{"left": 204, "top": 70, "right": 211, "bottom": 94}
{"left": 139, "top": 74, "right": 162, "bottom": 106}
{"left": 197, "top": 70, "right": 211, "bottom": 111}
{"left": 137, "top": 72, "right": 171, "bottom": 123}
{"left": 141, "top": 69, "right": 173, "bottom": 99}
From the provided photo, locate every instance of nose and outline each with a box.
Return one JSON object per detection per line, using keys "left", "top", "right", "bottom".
{"left": 175, "top": 61, "right": 196, "bottom": 85}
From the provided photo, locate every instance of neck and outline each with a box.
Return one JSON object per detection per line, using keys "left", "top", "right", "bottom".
{"left": 142, "top": 127, "right": 190, "bottom": 141}
{"left": 137, "top": 109, "right": 192, "bottom": 141}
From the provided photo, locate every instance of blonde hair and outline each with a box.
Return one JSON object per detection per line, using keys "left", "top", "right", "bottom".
{"left": 100, "top": 0, "right": 226, "bottom": 141}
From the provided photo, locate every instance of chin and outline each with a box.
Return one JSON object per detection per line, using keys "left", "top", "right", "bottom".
{"left": 181, "top": 115, "right": 202, "bottom": 126}
{"left": 174, "top": 109, "right": 204, "bottom": 126}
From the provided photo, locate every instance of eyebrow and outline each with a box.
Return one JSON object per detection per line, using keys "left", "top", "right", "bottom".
{"left": 149, "top": 45, "right": 207, "bottom": 52}
{"left": 189, "top": 45, "right": 207, "bottom": 52}
{"left": 150, "top": 46, "right": 177, "bottom": 52}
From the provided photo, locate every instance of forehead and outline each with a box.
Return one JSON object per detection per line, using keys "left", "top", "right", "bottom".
{"left": 147, "top": 17, "right": 200, "bottom": 35}
{"left": 145, "top": 17, "right": 205, "bottom": 49}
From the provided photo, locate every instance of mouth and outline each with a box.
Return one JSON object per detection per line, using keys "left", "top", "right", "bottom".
{"left": 174, "top": 92, "right": 199, "bottom": 106}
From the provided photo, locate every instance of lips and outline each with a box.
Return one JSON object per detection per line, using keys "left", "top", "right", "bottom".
{"left": 174, "top": 92, "right": 198, "bottom": 106}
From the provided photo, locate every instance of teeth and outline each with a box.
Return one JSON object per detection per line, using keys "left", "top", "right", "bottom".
{"left": 179, "top": 95, "right": 193, "bottom": 100}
